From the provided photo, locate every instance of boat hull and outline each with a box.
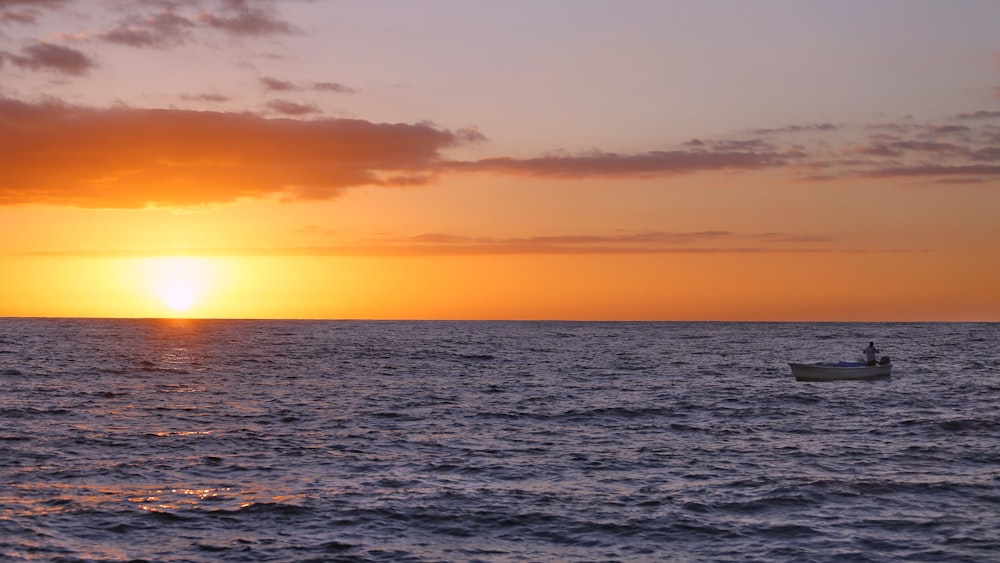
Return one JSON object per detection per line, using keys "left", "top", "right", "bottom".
{"left": 789, "top": 362, "right": 892, "bottom": 382}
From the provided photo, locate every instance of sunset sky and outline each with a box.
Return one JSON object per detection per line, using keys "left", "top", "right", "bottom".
{"left": 2, "top": 0, "right": 999, "bottom": 320}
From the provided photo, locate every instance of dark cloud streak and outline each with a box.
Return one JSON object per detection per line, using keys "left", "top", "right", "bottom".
{"left": 99, "top": 10, "right": 196, "bottom": 48}
{"left": 260, "top": 76, "right": 296, "bottom": 91}
{"left": 13, "top": 227, "right": 845, "bottom": 258}
{"left": 181, "top": 92, "right": 232, "bottom": 103}
{"left": 0, "top": 41, "right": 96, "bottom": 75}
{"left": 454, "top": 147, "right": 798, "bottom": 178}
{"left": 0, "top": 0, "right": 68, "bottom": 22}
{"left": 0, "top": 10, "right": 36, "bottom": 24}
{"left": 955, "top": 110, "right": 1000, "bottom": 120}
{"left": 197, "top": 0, "right": 297, "bottom": 37}
{"left": 260, "top": 76, "right": 357, "bottom": 94}
{"left": 266, "top": 99, "right": 320, "bottom": 115}
{"left": 751, "top": 123, "right": 839, "bottom": 135}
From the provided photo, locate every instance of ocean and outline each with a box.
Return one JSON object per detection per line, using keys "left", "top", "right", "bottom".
{"left": 1, "top": 319, "right": 997, "bottom": 562}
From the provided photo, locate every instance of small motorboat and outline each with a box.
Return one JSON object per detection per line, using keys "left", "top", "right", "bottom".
{"left": 789, "top": 357, "right": 892, "bottom": 382}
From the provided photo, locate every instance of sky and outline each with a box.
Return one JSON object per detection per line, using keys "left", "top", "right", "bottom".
{"left": 1, "top": 0, "right": 999, "bottom": 320}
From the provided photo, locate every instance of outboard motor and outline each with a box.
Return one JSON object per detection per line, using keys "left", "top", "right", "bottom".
{"left": 878, "top": 356, "right": 891, "bottom": 365}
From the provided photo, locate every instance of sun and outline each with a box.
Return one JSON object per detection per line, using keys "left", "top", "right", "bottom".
{"left": 147, "top": 257, "right": 209, "bottom": 315}
{"left": 161, "top": 280, "right": 198, "bottom": 312}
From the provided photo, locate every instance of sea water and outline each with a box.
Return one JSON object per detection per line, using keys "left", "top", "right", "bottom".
{"left": 1, "top": 319, "right": 997, "bottom": 562}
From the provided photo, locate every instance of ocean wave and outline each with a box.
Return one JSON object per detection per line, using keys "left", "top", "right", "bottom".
{"left": 1, "top": 320, "right": 997, "bottom": 562}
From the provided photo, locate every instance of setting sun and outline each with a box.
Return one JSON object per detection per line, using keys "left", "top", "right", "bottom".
{"left": 145, "top": 257, "right": 211, "bottom": 316}
{"left": 0, "top": 1, "right": 997, "bottom": 322}
{"left": 162, "top": 282, "right": 197, "bottom": 312}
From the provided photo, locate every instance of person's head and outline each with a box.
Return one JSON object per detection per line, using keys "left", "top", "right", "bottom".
{"left": 869, "top": 341, "right": 874, "bottom": 346}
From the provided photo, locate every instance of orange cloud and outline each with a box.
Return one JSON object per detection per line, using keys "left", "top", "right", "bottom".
{"left": 3, "top": 97, "right": 997, "bottom": 209}
{"left": 0, "top": 98, "right": 469, "bottom": 207}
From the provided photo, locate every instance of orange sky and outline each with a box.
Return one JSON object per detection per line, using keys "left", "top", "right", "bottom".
{"left": 1, "top": 1, "right": 999, "bottom": 320}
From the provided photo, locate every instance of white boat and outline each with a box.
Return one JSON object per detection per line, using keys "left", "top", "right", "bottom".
{"left": 789, "top": 359, "right": 892, "bottom": 382}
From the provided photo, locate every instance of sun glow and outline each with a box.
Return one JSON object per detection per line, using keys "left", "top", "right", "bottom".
{"left": 162, "top": 281, "right": 198, "bottom": 312}
{"left": 146, "top": 257, "right": 211, "bottom": 315}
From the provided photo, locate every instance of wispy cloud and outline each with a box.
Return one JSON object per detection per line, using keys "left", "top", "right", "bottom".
{"left": 792, "top": 116, "right": 1000, "bottom": 183}
{"left": 0, "top": 41, "right": 96, "bottom": 75}
{"left": 12, "top": 229, "right": 857, "bottom": 258}
{"left": 861, "top": 164, "right": 1000, "bottom": 178}
{"left": 312, "top": 81, "right": 355, "bottom": 94}
{"left": 260, "top": 76, "right": 296, "bottom": 92}
{"left": 260, "top": 76, "right": 356, "bottom": 94}
{"left": 112, "top": 0, "right": 295, "bottom": 45}
{"left": 197, "top": 0, "right": 297, "bottom": 37}
{"left": 379, "top": 230, "right": 853, "bottom": 256}
{"left": 98, "top": 10, "right": 197, "bottom": 49}
{"left": 0, "top": 10, "right": 36, "bottom": 25}
{"left": 954, "top": 110, "right": 1000, "bottom": 120}
{"left": 12, "top": 0, "right": 300, "bottom": 53}
{"left": 0, "top": 0, "right": 67, "bottom": 25}
{"left": 453, "top": 144, "right": 799, "bottom": 178}
{"left": 265, "top": 99, "right": 320, "bottom": 115}
{"left": 180, "top": 92, "right": 232, "bottom": 103}
{"left": 750, "top": 123, "right": 839, "bottom": 135}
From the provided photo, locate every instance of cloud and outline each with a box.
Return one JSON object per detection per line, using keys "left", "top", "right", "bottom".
{"left": 1, "top": 10, "right": 35, "bottom": 24}
{"left": 0, "top": 41, "right": 96, "bottom": 75}
{"left": 454, "top": 144, "right": 798, "bottom": 178}
{"left": 260, "top": 76, "right": 357, "bottom": 94}
{"left": 751, "top": 123, "right": 839, "bottom": 135}
{"left": 0, "top": 94, "right": 806, "bottom": 207}
{"left": 266, "top": 99, "right": 320, "bottom": 115}
{"left": 818, "top": 117, "right": 1000, "bottom": 182}
{"left": 2, "top": 95, "right": 997, "bottom": 210}
{"left": 0, "top": 0, "right": 67, "bottom": 6}
{"left": 863, "top": 164, "right": 1000, "bottom": 178}
{"left": 181, "top": 92, "right": 232, "bottom": 103}
{"left": 312, "top": 81, "right": 355, "bottom": 94}
{"left": 79, "top": 0, "right": 297, "bottom": 50}
{"left": 391, "top": 230, "right": 837, "bottom": 255}
{"left": 198, "top": 0, "right": 297, "bottom": 37}
{"left": 260, "top": 76, "right": 296, "bottom": 91}
{"left": 955, "top": 110, "right": 1000, "bottom": 120}
{"left": 98, "top": 10, "right": 196, "bottom": 48}
{"left": 13, "top": 229, "right": 850, "bottom": 258}
{"left": 0, "top": 0, "right": 67, "bottom": 24}
{"left": 846, "top": 140, "right": 966, "bottom": 159}
{"left": 0, "top": 98, "right": 470, "bottom": 208}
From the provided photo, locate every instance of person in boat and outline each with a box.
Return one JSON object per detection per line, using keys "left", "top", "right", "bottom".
{"left": 863, "top": 341, "right": 880, "bottom": 366}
